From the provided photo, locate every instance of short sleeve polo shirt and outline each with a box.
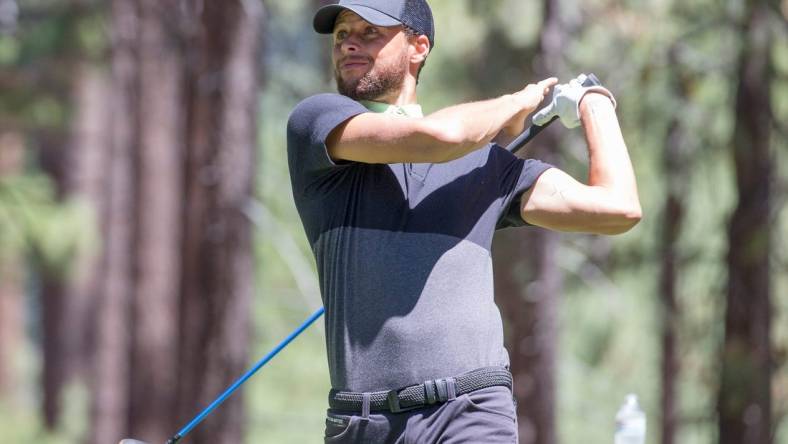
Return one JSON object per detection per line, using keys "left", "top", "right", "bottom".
{"left": 287, "top": 93, "right": 552, "bottom": 392}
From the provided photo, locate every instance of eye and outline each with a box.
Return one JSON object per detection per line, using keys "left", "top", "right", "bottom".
{"left": 364, "top": 27, "right": 379, "bottom": 36}
{"left": 334, "top": 30, "right": 348, "bottom": 42}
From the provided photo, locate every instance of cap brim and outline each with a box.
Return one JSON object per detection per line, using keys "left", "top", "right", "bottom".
{"left": 313, "top": 4, "right": 402, "bottom": 35}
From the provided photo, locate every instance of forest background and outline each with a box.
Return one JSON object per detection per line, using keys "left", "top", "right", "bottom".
{"left": 0, "top": 0, "right": 787, "bottom": 443}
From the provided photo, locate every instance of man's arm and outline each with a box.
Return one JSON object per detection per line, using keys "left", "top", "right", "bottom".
{"left": 326, "top": 78, "right": 557, "bottom": 164}
{"left": 521, "top": 94, "right": 642, "bottom": 235}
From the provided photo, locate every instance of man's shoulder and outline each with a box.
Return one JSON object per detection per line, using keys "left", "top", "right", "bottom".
{"left": 289, "top": 93, "right": 363, "bottom": 120}
{"left": 287, "top": 93, "right": 367, "bottom": 137}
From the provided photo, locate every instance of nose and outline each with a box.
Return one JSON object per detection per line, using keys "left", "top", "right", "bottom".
{"left": 339, "top": 35, "right": 361, "bottom": 54}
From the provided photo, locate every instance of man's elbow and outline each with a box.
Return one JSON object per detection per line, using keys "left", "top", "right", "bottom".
{"left": 598, "top": 205, "right": 642, "bottom": 235}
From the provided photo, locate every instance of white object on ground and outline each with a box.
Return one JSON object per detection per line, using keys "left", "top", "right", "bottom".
{"left": 614, "top": 394, "right": 646, "bottom": 444}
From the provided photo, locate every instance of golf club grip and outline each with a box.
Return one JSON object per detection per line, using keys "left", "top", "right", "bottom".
{"left": 505, "top": 73, "right": 602, "bottom": 154}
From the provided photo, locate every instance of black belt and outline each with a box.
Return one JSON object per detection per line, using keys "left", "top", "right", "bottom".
{"left": 328, "top": 367, "right": 512, "bottom": 413}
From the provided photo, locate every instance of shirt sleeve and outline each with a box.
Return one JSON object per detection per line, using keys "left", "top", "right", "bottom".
{"left": 287, "top": 93, "right": 368, "bottom": 197}
{"left": 492, "top": 145, "right": 553, "bottom": 229}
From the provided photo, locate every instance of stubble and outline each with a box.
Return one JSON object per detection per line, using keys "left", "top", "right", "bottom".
{"left": 335, "top": 50, "right": 409, "bottom": 101}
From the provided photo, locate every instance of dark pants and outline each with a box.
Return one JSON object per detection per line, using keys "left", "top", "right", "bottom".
{"left": 324, "top": 386, "right": 518, "bottom": 443}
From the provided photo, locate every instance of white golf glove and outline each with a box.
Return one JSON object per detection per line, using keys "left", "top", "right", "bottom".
{"left": 532, "top": 74, "right": 617, "bottom": 129}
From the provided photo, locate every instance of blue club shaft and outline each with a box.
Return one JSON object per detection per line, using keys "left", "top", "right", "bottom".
{"left": 168, "top": 306, "right": 326, "bottom": 443}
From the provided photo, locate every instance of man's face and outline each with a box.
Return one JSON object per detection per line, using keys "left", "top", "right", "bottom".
{"left": 332, "top": 11, "right": 410, "bottom": 101}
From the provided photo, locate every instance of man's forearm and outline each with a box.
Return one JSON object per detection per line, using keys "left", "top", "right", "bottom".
{"left": 580, "top": 94, "right": 640, "bottom": 211}
{"left": 422, "top": 94, "right": 528, "bottom": 161}
{"left": 419, "top": 78, "right": 556, "bottom": 162}
{"left": 327, "top": 79, "right": 556, "bottom": 165}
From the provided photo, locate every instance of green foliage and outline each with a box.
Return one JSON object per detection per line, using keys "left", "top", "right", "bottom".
{"left": 0, "top": 35, "right": 20, "bottom": 64}
{"left": 0, "top": 1, "right": 104, "bottom": 272}
{"left": 0, "top": 333, "right": 87, "bottom": 444}
{"left": 0, "top": 1, "right": 107, "bottom": 131}
{"left": 0, "top": 173, "right": 97, "bottom": 276}
{"left": 0, "top": 385, "right": 89, "bottom": 444}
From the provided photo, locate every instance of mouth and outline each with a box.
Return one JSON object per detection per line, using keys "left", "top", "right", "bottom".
{"left": 339, "top": 58, "right": 371, "bottom": 71}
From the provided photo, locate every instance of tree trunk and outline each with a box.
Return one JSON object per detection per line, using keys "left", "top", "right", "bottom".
{"left": 37, "top": 62, "right": 111, "bottom": 432}
{"left": 493, "top": 1, "right": 564, "bottom": 442}
{"left": 0, "top": 132, "right": 25, "bottom": 404}
{"left": 90, "top": 1, "right": 138, "bottom": 441}
{"left": 718, "top": 2, "right": 773, "bottom": 444}
{"left": 494, "top": 229, "right": 560, "bottom": 444}
{"left": 66, "top": 62, "right": 112, "bottom": 411}
{"left": 658, "top": 50, "right": 692, "bottom": 444}
{"left": 36, "top": 117, "right": 72, "bottom": 432}
{"left": 41, "top": 277, "right": 67, "bottom": 428}
{"left": 176, "top": 1, "right": 261, "bottom": 442}
{"left": 127, "top": 1, "right": 183, "bottom": 440}
{"left": 658, "top": 125, "right": 682, "bottom": 444}
{"left": 0, "top": 259, "right": 23, "bottom": 402}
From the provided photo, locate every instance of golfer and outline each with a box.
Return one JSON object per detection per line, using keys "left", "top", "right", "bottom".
{"left": 287, "top": 0, "right": 641, "bottom": 442}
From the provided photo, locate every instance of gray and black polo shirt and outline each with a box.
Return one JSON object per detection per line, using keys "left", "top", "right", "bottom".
{"left": 286, "top": 93, "right": 551, "bottom": 393}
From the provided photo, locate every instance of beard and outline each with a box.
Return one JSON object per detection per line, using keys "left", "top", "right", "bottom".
{"left": 334, "top": 50, "right": 408, "bottom": 101}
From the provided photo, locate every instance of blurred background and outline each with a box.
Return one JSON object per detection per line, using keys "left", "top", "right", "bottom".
{"left": 0, "top": 0, "right": 786, "bottom": 443}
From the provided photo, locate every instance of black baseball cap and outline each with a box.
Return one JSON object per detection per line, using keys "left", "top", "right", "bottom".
{"left": 313, "top": 0, "right": 435, "bottom": 48}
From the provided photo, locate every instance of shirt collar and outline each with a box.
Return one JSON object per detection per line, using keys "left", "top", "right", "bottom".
{"left": 360, "top": 101, "right": 424, "bottom": 118}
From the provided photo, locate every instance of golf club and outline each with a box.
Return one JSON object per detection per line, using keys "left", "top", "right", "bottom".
{"left": 505, "top": 73, "right": 602, "bottom": 154}
{"left": 118, "top": 73, "right": 607, "bottom": 444}
{"left": 119, "top": 306, "right": 325, "bottom": 444}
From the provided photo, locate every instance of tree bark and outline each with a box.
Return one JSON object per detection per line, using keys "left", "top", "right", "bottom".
{"left": 0, "top": 132, "right": 25, "bottom": 405}
{"left": 0, "top": 259, "right": 23, "bottom": 402}
{"left": 127, "top": 1, "right": 183, "bottom": 440}
{"left": 658, "top": 49, "right": 692, "bottom": 444}
{"left": 494, "top": 229, "right": 560, "bottom": 444}
{"left": 90, "top": 1, "right": 138, "bottom": 442}
{"left": 37, "top": 62, "right": 112, "bottom": 432}
{"left": 66, "top": 62, "right": 111, "bottom": 410}
{"left": 658, "top": 125, "right": 682, "bottom": 444}
{"left": 35, "top": 110, "right": 72, "bottom": 432}
{"left": 718, "top": 2, "right": 774, "bottom": 444}
{"left": 41, "top": 277, "right": 66, "bottom": 428}
{"left": 493, "top": 1, "right": 564, "bottom": 443}
{"left": 176, "top": 1, "right": 261, "bottom": 442}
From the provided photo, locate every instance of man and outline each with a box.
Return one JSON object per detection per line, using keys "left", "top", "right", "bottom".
{"left": 286, "top": 0, "right": 641, "bottom": 442}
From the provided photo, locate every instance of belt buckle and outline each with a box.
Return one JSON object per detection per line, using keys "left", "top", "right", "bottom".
{"left": 387, "top": 389, "right": 419, "bottom": 413}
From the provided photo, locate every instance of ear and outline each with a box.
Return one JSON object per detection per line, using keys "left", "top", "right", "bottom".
{"left": 410, "top": 34, "right": 430, "bottom": 64}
